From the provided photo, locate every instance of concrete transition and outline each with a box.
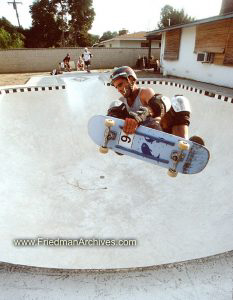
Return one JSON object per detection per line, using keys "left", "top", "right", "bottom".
{"left": 0, "top": 71, "right": 232, "bottom": 299}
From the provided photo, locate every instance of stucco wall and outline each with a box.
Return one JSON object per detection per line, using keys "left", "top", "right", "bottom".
{"left": 160, "top": 27, "right": 233, "bottom": 88}
{"left": 103, "top": 40, "right": 121, "bottom": 47}
{"left": 119, "top": 40, "right": 159, "bottom": 48}
{"left": 0, "top": 48, "right": 160, "bottom": 73}
{"left": 99, "top": 40, "right": 159, "bottom": 48}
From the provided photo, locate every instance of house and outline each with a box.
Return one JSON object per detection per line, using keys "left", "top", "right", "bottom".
{"left": 146, "top": 13, "right": 233, "bottom": 88}
{"left": 95, "top": 32, "right": 160, "bottom": 49}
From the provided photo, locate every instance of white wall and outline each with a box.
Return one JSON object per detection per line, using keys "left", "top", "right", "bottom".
{"left": 101, "top": 40, "right": 159, "bottom": 48}
{"left": 119, "top": 40, "right": 159, "bottom": 48}
{"left": 103, "top": 40, "right": 121, "bottom": 47}
{"left": 160, "top": 27, "right": 233, "bottom": 88}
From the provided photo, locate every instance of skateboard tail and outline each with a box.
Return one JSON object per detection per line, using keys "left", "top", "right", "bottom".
{"left": 182, "top": 143, "right": 210, "bottom": 174}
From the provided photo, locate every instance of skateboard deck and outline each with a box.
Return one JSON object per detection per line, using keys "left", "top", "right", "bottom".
{"left": 88, "top": 115, "right": 210, "bottom": 176}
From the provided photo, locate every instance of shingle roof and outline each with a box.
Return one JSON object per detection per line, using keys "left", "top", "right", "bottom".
{"left": 99, "top": 32, "right": 147, "bottom": 44}
{"left": 114, "top": 32, "right": 147, "bottom": 40}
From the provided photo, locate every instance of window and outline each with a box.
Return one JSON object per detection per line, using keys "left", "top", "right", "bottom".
{"left": 195, "top": 19, "right": 232, "bottom": 54}
{"left": 164, "top": 29, "right": 181, "bottom": 60}
{"left": 197, "top": 52, "right": 215, "bottom": 63}
{"left": 223, "top": 21, "right": 233, "bottom": 65}
{"left": 195, "top": 19, "right": 233, "bottom": 65}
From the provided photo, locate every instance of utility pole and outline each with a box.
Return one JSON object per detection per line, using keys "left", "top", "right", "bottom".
{"left": 8, "top": 0, "right": 22, "bottom": 27}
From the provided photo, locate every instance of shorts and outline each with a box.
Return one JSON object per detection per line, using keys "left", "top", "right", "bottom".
{"left": 160, "top": 107, "right": 190, "bottom": 134}
{"left": 84, "top": 60, "right": 90, "bottom": 66}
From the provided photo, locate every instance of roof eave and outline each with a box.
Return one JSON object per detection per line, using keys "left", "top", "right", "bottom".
{"left": 146, "top": 12, "right": 233, "bottom": 38}
{"left": 99, "top": 38, "right": 147, "bottom": 44}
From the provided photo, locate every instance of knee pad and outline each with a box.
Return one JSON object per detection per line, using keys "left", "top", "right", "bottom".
{"left": 171, "top": 95, "right": 191, "bottom": 113}
{"left": 107, "top": 100, "right": 130, "bottom": 119}
{"left": 170, "top": 95, "right": 191, "bottom": 127}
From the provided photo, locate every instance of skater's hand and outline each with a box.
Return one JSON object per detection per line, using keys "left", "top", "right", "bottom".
{"left": 123, "top": 118, "right": 139, "bottom": 134}
{"left": 129, "top": 106, "right": 152, "bottom": 123}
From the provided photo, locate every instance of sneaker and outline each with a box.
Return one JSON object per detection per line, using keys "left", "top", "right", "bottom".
{"left": 189, "top": 136, "right": 205, "bottom": 146}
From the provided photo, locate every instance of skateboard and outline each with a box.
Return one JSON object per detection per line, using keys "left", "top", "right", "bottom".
{"left": 88, "top": 115, "right": 210, "bottom": 177}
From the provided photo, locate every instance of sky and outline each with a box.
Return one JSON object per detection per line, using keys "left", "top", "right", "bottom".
{"left": 1, "top": 0, "right": 223, "bottom": 36}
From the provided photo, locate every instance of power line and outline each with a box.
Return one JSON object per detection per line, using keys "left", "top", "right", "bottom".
{"left": 7, "top": 0, "right": 22, "bottom": 27}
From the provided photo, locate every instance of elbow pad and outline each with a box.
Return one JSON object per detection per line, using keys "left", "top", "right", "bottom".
{"left": 148, "top": 94, "right": 171, "bottom": 118}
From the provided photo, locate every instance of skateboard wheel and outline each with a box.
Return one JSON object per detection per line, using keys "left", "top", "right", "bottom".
{"left": 99, "top": 146, "right": 108, "bottom": 154}
{"left": 105, "top": 119, "right": 115, "bottom": 127}
{"left": 178, "top": 141, "right": 190, "bottom": 151}
{"left": 167, "top": 169, "right": 178, "bottom": 177}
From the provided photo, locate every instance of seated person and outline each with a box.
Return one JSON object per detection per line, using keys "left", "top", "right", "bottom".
{"left": 77, "top": 56, "right": 84, "bottom": 71}
{"left": 50, "top": 68, "right": 62, "bottom": 75}
{"left": 63, "top": 53, "right": 71, "bottom": 72}
{"left": 59, "top": 62, "right": 65, "bottom": 72}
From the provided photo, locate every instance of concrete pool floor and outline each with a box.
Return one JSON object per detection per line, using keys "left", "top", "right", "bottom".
{"left": 0, "top": 71, "right": 232, "bottom": 299}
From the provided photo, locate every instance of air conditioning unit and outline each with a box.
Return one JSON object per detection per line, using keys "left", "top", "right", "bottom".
{"left": 197, "top": 52, "right": 214, "bottom": 63}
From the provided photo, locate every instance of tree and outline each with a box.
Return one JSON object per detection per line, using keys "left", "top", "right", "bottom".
{"left": 0, "top": 17, "right": 16, "bottom": 34}
{"left": 157, "top": 5, "right": 195, "bottom": 29}
{"left": 0, "top": 29, "right": 24, "bottom": 49}
{"left": 118, "top": 29, "right": 128, "bottom": 36}
{"left": 99, "top": 31, "right": 118, "bottom": 42}
{"left": 68, "top": 0, "right": 95, "bottom": 46}
{"left": 26, "top": 0, "right": 95, "bottom": 47}
{"left": 53, "top": 0, "right": 69, "bottom": 46}
{"left": 220, "top": 0, "right": 233, "bottom": 14}
{"left": 29, "top": 0, "right": 62, "bottom": 47}
{"left": 0, "top": 17, "right": 24, "bottom": 49}
{"left": 88, "top": 34, "right": 99, "bottom": 46}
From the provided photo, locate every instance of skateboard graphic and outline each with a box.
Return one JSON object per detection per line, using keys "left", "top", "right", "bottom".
{"left": 88, "top": 115, "right": 210, "bottom": 177}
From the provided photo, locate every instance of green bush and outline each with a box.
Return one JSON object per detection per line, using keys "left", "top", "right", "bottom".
{"left": 0, "top": 21, "right": 24, "bottom": 49}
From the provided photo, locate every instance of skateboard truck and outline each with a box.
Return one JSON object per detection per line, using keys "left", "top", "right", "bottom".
{"left": 167, "top": 140, "right": 190, "bottom": 177}
{"left": 99, "top": 119, "right": 116, "bottom": 154}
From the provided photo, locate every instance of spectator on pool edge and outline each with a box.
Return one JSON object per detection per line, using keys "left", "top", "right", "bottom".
{"left": 63, "top": 53, "right": 71, "bottom": 72}
{"left": 77, "top": 56, "right": 85, "bottom": 71}
{"left": 82, "top": 48, "right": 93, "bottom": 73}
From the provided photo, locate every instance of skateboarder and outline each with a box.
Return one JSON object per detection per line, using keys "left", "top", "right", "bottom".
{"left": 108, "top": 66, "right": 191, "bottom": 140}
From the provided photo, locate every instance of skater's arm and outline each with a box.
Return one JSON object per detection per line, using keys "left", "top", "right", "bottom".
{"left": 140, "top": 88, "right": 170, "bottom": 118}
{"left": 172, "top": 125, "right": 189, "bottom": 139}
{"left": 140, "top": 88, "right": 155, "bottom": 106}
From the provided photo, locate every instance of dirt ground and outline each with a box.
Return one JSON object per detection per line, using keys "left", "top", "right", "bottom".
{"left": 0, "top": 72, "right": 50, "bottom": 86}
{"left": 0, "top": 70, "right": 162, "bottom": 86}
